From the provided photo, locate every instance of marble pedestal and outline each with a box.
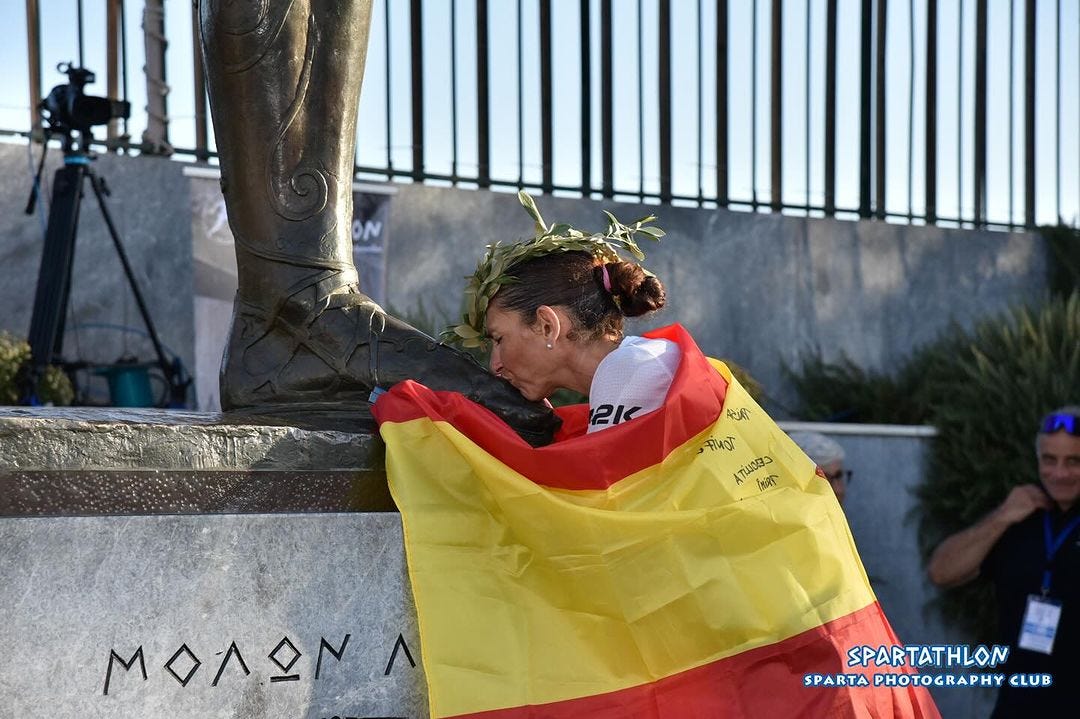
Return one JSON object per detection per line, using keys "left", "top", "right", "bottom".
{"left": 0, "top": 408, "right": 426, "bottom": 719}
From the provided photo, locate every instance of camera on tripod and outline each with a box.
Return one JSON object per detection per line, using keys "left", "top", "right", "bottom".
{"left": 40, "top": 63, "right": 130, "bottom": 138}
{"left": 23, "top": 63, "right": 190, "bottom": 409}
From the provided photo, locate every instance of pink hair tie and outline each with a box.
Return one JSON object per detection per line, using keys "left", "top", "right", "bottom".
{"left": 600, "top": 264, "right": 612, "bottom": 293}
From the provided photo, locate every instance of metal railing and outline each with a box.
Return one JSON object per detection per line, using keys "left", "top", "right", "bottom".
{"left": 11, "top": 0, "right": 1080, "bottom": 230}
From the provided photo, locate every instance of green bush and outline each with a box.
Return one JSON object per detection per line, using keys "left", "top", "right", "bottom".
{"left": 0, "top": 332, "right": 32, "bottom": 404}
{"left": 784, "top": 329, "right": 971, "bottom": 425}
{"left": 0, "top": 330, "right": 75, "bottom": 406}
{"left": 1042, "top": 224, "right": 1080, "bottom": 299}
{"left": 38, "top": 365, "right": 75, "bottom": 406}
{"left": 787, "top": 292, "right": 1080, "bottom": 640}
{"left": 785, "top": 353, "right": 913, "bottom": 424}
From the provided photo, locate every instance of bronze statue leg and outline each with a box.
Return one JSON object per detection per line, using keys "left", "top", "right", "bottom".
{"left": 199, "top": 0, "right": 558, "bottom": 445}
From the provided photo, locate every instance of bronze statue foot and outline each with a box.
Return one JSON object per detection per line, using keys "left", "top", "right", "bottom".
{"left": 221, "top": 290, "right": 561, "bottom": 446}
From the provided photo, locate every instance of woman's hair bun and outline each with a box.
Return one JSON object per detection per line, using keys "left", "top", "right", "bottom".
{"left": 604, "top": 261, "right": 666, "bottom": 317}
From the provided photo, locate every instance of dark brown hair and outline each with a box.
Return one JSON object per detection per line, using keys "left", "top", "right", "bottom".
{"left": 491, "top": 251, "right": 666, "bottom": 340}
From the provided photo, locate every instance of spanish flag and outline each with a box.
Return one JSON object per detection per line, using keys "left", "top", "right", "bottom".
{"left": 373, "top": 325, "right": 939, "bottom": 718}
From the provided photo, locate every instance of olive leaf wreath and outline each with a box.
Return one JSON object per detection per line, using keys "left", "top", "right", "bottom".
{"left": 442, "top": 191, "right": 665, "bottom": 348}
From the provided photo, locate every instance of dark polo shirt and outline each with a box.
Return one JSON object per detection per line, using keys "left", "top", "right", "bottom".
{"left": 983, "top": 505, "right": 1080, "bottom": 717}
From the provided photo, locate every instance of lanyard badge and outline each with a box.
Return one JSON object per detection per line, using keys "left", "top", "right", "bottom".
{"left": 1018, "top": 595, "right": 1062, "bottom": 654}
{"left": 1018, "top": 513, "right": 1080, "bottom": 655}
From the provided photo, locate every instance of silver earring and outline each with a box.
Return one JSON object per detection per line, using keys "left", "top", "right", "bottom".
{"left": 546, "top": 342, "right": 553, "bottom": 349}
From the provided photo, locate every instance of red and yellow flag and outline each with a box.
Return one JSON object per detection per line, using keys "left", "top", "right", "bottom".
{"left": 373, "top": 325, "right": 939, "bottom": 719}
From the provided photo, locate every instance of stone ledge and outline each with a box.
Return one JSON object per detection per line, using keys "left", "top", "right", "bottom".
{"left": 0, "top": 407, "right": 383, "bottom": 471}
{"left": 0, "top": 408, "right": 390, "bottom": 516}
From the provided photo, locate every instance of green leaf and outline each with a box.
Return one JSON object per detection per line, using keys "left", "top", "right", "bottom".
{"left": 518, "top": 191, "right": 548, "bottom": 234}
{"left": 453, "top": 324, "right": 482, "bottom": 339}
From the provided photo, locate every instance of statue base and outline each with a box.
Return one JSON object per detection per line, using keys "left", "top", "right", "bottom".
{"left": 0, "top": 408, "right": 427, "bottom": 719}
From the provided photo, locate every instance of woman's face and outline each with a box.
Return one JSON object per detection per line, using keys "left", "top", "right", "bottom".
{"left": 485, "top": 303, "right": 560, "bottom": 401}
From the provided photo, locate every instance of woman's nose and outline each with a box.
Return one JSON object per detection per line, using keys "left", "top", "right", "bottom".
{"left": 490, "top": 348, "right": 503, "bottom": 375}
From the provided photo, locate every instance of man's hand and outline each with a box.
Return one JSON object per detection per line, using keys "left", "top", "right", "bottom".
{"left": 994, "top": 484, "right": 1053, "bottom": 525}
{"left": 927, "top": 484, "right": 1051, "bottom": 588}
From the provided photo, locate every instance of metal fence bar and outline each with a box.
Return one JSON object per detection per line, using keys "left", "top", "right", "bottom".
{"left": 1008, "top": 0, "right": 1014, "bottom": 224}
{"left": 752, "top": 0, "right": 758, "bottom": 207}
{"left": 926, "top": 0, "right": 937, "bottom": 223}
{"left": 659, "top": 0, "right": 672, "bottom": 203}
{"left": 860, "top": 0, "right": 872, "bottom": 217}
{"left": 26, "top": 0, "right": 42, "bottom": 131}
{"left": 697, "top": 0, "right": 704, "bottom": 203}
{"left": 450, "top": 0, "right": 458, "bottom": 180}
{"left": 875, "top": 0, "right": 887, "bottom": 219}
{"left": 579, "top": 0, "right": 591, "bottom": 194}
{"left": 601, "top": 0, "right": 613, "bottom": 197}
{"left": 717, "top": 0, "right": 729, "bottom": 206}
{"left": 120, "top": 0, "right": 128, "bottom": 139}
{"left": 1055, "top": 0, "right": 1061, "bottom": 221}
{"left": 770, "top": 0, "right": 782, "bottom": 211}
{"left": 906, "top": 0, "right": 915, "bottom": 219}
{"left": 77, "top": 0, "right": 85, "bottom": 66}
{"left": 410, "top": 0, "right": 424, "bottom": 181}
{"left": 1024, "top": 0, "right": 1035, "bottom": 226}
{"left": 974, "top": 0, "right": 987, "bottom": 224}
{"left": 539, "top": 0, "right": 553, "bottom": 193}
{"left": 957, "top": 0, "right": 964, "bottom": 222}
{"left": 190, "top": 0, "right": 207, "bottom": 160}
{"left": 517, "top": 0, "right": 524, "bottom": 186}
{"left": 385, "top": 2, "right": 394, "bottom": 178}
{"left": 476, "top": 0, "right": 490, "bottom": 188}
{"left": 805, "top": 0, "right": 811, "bottom": 211}
{"left": 639, "top": 0, "right": 645, "bottom": 198}
{"left": 825, "top": 0, "right": 837, "bottom": 215}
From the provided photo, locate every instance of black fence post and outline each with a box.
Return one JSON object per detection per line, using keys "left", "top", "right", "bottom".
{"left": 860, "top": 0, "right": 873, "bottom": 217}
{"left": 580, "top": 0, "right": 591, "bottom": 195}
{"left": 770, "top": 0, "right": 782, "bottom": 212}
{"left": 601, "top": 0, "right": 614, "bottom": 198}
{"left": 825, "top": 0, "right": 837, "bottom": 215}
{"left": 1024, "top": 0, "right": 1036, "bottom": 226}
{"left": 717, "top": 0, "right": 729, "bottom": 207}
{"left": 477, "top": 0, "right": 490, "bottom": 188}
{"left": 658, "top": 0, "right": 672, "bottom": 203}
{"left": 874, "top": 0, "right": 887, "bottom": 220}
{"left": 410, "top": 0, "right": 424, "bottom": 182}
{"left": 926, "top": 0, "right": 937, "bottom": 223}
{"left": 540, "top": 0, "right": 553, "bottom": 193}
{"left": 974, "top": 0, "right": 988, "bottom": 225}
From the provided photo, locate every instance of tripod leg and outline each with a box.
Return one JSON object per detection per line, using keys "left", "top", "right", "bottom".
{"left": 87, "top": 167, "right": 181, "bottom": 403}
{"left": 28, "top": 161, "right": 86, "bottom": 369}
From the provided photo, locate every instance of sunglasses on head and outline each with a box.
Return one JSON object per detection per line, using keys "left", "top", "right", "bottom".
{"left": 1040, "top": 413, "right": 1080, "bottom": 436}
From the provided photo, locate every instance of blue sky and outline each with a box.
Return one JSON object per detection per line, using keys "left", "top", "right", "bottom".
{"left": 2, "top": 0, "right": 1077, "bottom": 228}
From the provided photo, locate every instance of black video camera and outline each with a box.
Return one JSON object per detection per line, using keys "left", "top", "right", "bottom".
{"left": 40, "top": 63, "right": 130, "bottom": 135}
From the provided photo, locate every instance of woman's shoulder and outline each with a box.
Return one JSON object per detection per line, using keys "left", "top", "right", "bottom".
{"left": 596, "top": 335, "right": 681, "bottom": 381}
{"left": 611, "top": 335, "right": 681, "bottom": 363}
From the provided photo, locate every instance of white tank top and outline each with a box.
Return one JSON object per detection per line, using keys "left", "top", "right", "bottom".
{"left": 587, "top": 336, "right": 681, "bottom": 433}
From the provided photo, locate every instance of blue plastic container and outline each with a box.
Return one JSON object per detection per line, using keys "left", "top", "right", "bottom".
{"left": 95, "top": 363, "right": 155, "bottom": 407}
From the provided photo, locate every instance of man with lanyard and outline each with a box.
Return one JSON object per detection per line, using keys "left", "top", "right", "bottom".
{"left": 928, "top": 407, "right": 1080, "bottom": 717}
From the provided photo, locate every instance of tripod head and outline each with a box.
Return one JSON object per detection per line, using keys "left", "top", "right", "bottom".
{"left": 39, "top": 63, "right": 130, "bottom": 156}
